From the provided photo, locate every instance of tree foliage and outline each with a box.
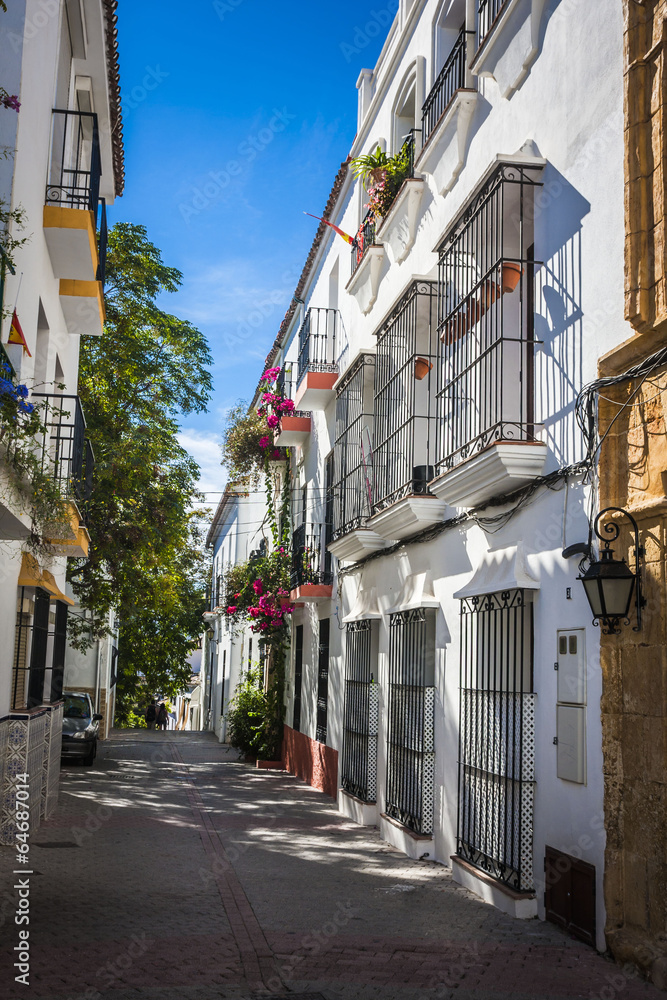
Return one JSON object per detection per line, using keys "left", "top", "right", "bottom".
{"left": 70, "top": 223, "right": 213, "bottom": 713}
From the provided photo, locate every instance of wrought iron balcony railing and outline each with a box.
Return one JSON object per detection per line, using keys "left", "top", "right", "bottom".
{"left": 275, "top": 366, "right": 309, "bottom": 418}
{"left": 296, "top": 308, "right": 340, "bottom": 385}
{"left": 46, "top": 110, "right": 108, "bottom": 285}
{"left": 46, "top": 110, "right": 101, "bottom": 213}
{"left": 351, "top": 209, "right": 377, "bottom": 275}
{"left": 332, "top": 353, "right": 376, "bottom": 538}
{"left": 290, "top": 522, "right": 333, "bottom": 590}
{"left": 435, "top": 163, "right": 542, "bottom": 473}
{"left": 478, "top": 0, "right": 509, "bottom": 48}
{"left": 373, "top": 281, "right": 439, "bottom": 513}
{"left": 32, "top": 394, "right": 95, "bottom": 506}
{"left": 422, "top": 26, "right": 469, "bottom": 146}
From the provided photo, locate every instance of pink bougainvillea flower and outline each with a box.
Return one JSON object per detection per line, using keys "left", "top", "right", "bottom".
{"left": 271, "top": 449, "right": 281, "bottom": 459}
{"left": 279, "top": 546, "right": 285, "bottom": 554}
{"left": 252, "top": 578, "right": 263, "bottom": 596}
{"left": 280, "top": 398, "right": 295, "bottom": 413}
{"left": 259, "top": 435, "right": 271, "bottom": 448}
{"left": 261, "top": 367, "right": 281, "bottom": 382}
{"left": 266, "top": 413, "right": 279, "bottom": 429}
{"left": 227, "top": 606, "right": 237, "bottom": 615}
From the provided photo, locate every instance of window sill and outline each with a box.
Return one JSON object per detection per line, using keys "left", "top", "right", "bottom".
{"left": 416, "top": 90, "right": 479, "bottom": 196}
{"left": 345, "top": 244, "right": 385, "bottom": 315}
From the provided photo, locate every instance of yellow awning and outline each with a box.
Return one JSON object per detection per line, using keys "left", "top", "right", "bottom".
{"left": 17, "top": 554, "right": 75, "bottom": 605}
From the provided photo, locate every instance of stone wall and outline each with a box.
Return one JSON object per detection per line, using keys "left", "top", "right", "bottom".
{"left": 599, "top": 5, "right": 667, "bottom": 983}
{"left": 598, "top": 377, "right": 667, "bottom": 986}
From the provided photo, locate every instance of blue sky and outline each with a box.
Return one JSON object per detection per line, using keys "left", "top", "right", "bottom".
{"left": 112, "top": 0, "right": 395, "bottom": 497}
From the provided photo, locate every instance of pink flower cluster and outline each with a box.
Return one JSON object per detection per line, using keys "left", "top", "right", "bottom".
{"left": 247, "top": 592, "right": 295, "bottom": 633}
{"left": 1, "top": 94, "right": 20, "bottom": 112}
{"left": 256, "top": 368, "right": 295, "bottom": 444}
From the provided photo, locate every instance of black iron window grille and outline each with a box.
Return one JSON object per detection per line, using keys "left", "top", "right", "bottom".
{"left": 422, "top": 26, "right": 470, "bottom": 146}
{"left": 291, "top": 522, "right": 333, "bottom": 589}
{"left": 351, "top": 210, "right": 377, "bottom": 275}
{"left": 386, "top": 608, "right": 436, "bottom": 835}
{"left": 435, "top": 163, "right": 541, "bottom": 474}
{"left": 478, "top": 0, "right": 509, "bottom": 47}
{"left": 316, "top": 618, "right": 330, "bottom": 743}
{"left": 32, "top": 394, "right": 94, "bottom": 506}
{"left": 13, "top": 588, "right": 51, "bottom": 711}
{"left": 457, "top": 588, "right": 536, "bottom": 892}
{"left": 342, "top": 620, "right": 379, "bottom": 802}
{"left": 373, "top": 281, "right": 439, "bottom": 512}
{"left": 332, "top": 353, "right": 376, "bottom": 538}
{"left": 49, "top": 600, "right": 68, "bottom": 703}
{"left": 293, "top": 623, "right": 304, "bottom": 732}
{"left": 297, "top": 308, "right": 341, "bottom": 385}
{"left": 46, "top": 109, "right": 101, "bottom": 212}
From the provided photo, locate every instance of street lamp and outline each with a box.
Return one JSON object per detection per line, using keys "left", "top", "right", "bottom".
{"left": 578, "top": 507, "right": 644, "bottom": 634}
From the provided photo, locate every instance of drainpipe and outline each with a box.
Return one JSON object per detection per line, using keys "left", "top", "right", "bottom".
{"left": 95, "top": 638, "right": 102, "bottom": 715}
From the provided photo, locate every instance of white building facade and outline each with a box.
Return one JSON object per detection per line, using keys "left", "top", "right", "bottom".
{"left": 245, "top": 0, "right": 627, "bottom": 949}
{"left": 205, "top": 482, "right": 272, "bottom": 744}
{"left": 0, "top": 0, "right": 123, "bottom": 842}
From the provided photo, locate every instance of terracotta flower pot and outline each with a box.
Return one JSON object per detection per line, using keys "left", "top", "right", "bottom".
{"left": 414, "top": 356, "right": 433, "bottom": 380}
{"left": 501, "top": 261, "right": 523, "bottom": 294}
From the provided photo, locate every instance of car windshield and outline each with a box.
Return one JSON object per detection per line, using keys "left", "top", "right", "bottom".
{"left": 64, "top": 695, "right": 91, "bottom": 720}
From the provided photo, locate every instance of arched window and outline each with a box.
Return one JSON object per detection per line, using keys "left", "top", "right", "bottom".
{"left": 393, "top": 75, "right": 417, "bottom": 153}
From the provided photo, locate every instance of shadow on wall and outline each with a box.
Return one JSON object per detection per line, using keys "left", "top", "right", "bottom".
{"left": 534, "top": 164, "right": 591, "bottom": 469}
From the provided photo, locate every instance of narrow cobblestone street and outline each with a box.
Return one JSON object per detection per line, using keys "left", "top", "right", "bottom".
{"left": 0, "top": 731, "right": 663, "bottom": 1000}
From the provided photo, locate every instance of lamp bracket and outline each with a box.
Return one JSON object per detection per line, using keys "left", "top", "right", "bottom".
{"left": 592, "top": 507, "right": 644, "bottom": 633}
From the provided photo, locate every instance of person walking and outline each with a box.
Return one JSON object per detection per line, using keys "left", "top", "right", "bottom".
{"left": 156, "top": 702, "right": 169, "bottom": 731}
{"left": 145, "top": 700, "right": 157, "bottom": 730}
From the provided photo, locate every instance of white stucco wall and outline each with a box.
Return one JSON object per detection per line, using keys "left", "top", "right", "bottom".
{"left": 264, "top": 0, "right": 625, "bottom": 949}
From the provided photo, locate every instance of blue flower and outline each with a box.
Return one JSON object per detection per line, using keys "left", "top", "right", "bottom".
{"left": 16, "top": 384, "right": 29, "bottom": 399}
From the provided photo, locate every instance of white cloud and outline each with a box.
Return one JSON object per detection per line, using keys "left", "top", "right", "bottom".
{"left": 178, "top": 428, "right": 227, "bottom": 498}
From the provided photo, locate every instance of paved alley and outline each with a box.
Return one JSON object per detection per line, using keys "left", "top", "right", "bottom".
{"left": 0, "top": 731, "right": 662, "bottom": 1000}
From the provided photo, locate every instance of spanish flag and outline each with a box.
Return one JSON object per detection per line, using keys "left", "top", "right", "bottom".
{"left": 8, "top": 310, "right": 31, "bottom": 357}
{"left": 304, "top": 212, "right": 355, "bottom": 246}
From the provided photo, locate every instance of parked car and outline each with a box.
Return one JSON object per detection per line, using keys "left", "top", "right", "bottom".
{"left": 61, "top": 692, "right": 103, "bottom": 766}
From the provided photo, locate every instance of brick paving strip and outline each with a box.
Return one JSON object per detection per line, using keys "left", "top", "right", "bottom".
{"left": 0, "top": 729, "right": 665, "bottom": 1000}
{"left": 167, "top": 740, "right": 282, "bottom": 992}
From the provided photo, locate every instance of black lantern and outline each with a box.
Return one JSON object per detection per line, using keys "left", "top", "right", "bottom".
{"left": 578, "top": 507, "right": 644, "bottom": 634}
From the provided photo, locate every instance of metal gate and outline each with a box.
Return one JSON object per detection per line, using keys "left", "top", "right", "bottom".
{"left": 341, "top": 620, "right": 378, "bottom": 801}
{"left": 457, "top": 589, "right": 536, "bottom": 891}
{"left": 386, "top": 609, "right": 435, "bottom": 835}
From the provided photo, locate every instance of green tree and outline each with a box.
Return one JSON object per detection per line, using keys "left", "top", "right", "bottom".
{"left": 69, "top": 223, "right": 213, "bottom": 717}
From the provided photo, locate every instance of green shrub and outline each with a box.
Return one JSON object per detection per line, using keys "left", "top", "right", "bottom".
{"left": 226, "top": 667, "right": 279, "bottom": 759}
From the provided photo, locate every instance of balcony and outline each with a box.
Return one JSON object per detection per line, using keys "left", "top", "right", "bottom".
{"left": 472, "top": 0, "right": 550, "bottom": 100}
{"left": 273, "top": 367, "right": 311, "bottom": 447}
{"left": 290, "top": 522, "right": 333, "bottom": 603}
{"left": 376, "top": 133, "right": 425, "bottom": 264}
{"left": 43, "top": 110, "right": 106, "bottom": 336}
{"left": 33, "top": 393, "right": 94, "bottom": 556}
{"left": 294, "top": 308, "right": 340, "bottom": 412}
{"left": 417, "top": 26, "right": 478, "bottom": 195}
{"left": 367, "top": 282, "right": 447, "bottom": 541}
{"left": 429, "top": 163, "right": 547, "bottom": 509}
{"left": 329, "top": 352, "right": 387, "bottom": 563}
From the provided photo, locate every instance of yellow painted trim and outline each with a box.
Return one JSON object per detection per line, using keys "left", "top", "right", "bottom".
{"left": 17, "top": 553, "right": 44, "bottom": 588}
{"left": 16, "top": 553, "right": 74, "bottom": 603}
{"left": 59, "top": 279, "right": 106, "bottom": 328}
{"left": 43, "top": 206, "right": 98, "bottom": 270}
